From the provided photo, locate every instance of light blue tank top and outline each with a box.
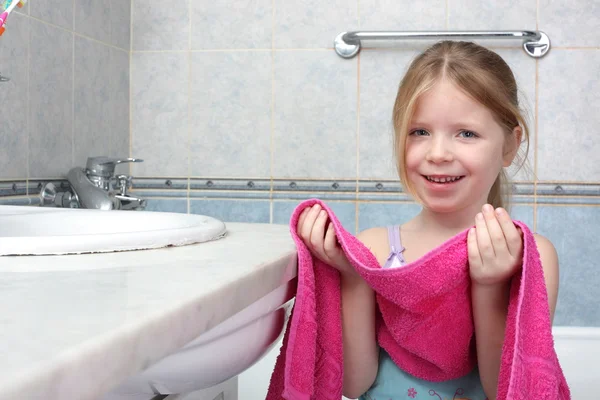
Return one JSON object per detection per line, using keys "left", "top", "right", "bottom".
{"left": 359, "top": 226, "right": 488, "bottom": 400}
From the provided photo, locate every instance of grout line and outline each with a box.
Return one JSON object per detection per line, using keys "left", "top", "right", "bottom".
{"left": 25, "top": 11, "right": 31, "bottom": 190}
{"left": 187, "top": 0, "right": 192, "bottom": 206}
{"left": 536, "top": 0, "right": 540, "bottom": 30}
{"left": 23, "top": 12, "right": 129, "bottom": 52}
{"left": 533, "top": 57, "right": 539, "bottom": 232}
{"left": 108, "top": 0, "right": 112, "bottom": 50}
{"left": 5, "top": 174, "right": 600, "bottom": 186}
{"left": 355, "top": 52, "right": 361, "bottom": 233}
{"left": 71, "top": 26, "right": 75, "bottom": 169}
{"left": 71, "top": 0, "right": 76, "bottom": 171}
{"left": 129, "top": 46, "right": 600, "bottom": 55}
{"left": 270, "top": 0, "right": 275, "bottom": 205}
{"left": 129, "top": 0, "right": 133, "bottom": 166}
{"left": 108, "top": 0, "right": 113, "bottom": 155}
{"left": 133, "top": 48, "right": 331, "bottom": 53}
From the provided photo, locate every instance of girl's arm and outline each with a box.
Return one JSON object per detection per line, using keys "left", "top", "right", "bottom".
{"left": 297, "top": 205, "right": 381, "bottom": 398}
{"left": 473, "top": 233, "right": 559, "bottom": 400}
{"left": 340, "top": 228, "right": 384, "bottom": 398}
{"left": 341, "top": 272, "right": 379, "bottom": 398}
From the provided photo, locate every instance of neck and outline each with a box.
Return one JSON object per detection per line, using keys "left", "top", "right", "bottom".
{"left": 412, "top": 201, "right": 486, "bottom": 237}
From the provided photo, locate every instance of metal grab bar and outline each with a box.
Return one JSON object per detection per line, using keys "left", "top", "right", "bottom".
{"left": 334, "top": 30, "right": 550, "bottom": 59}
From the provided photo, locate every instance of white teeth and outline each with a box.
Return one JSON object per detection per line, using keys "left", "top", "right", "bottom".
{"left": 426, "top": 176, "right": 462, "bottom": 183}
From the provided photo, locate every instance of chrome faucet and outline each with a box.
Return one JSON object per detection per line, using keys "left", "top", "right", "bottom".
{"left": 41, "top": 156, "right": 147, "bottom": 211}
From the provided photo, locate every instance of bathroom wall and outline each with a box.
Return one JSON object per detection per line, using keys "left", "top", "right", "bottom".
{"left": 0, "top": 0, "right": 130, "bottom": 204}
{"left": 127, "top": 0, "right": 599, "bottom": 328}
{"left": 1, "top": 1, "right": 597, "bottom": 329}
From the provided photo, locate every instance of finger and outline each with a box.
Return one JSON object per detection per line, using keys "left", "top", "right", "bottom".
{"left": 323, "top": 222, "right": 338, "bottom": 258}
{"left": 481, "top": 204, "right": 509, "bottom": 258}
{"left": 300, "top": 205, "right": 322, "bottom": 243}
{"left": 297, "top": 207, "right": 310, "bottom": 235}
{"left": 309, "top": 209, "right": 328, "bottom": 256}
{"left": 475, "top": 212, "right": 495, "bottom": 260}
{"left": 495, "top": 207, "right": 523, "bottom": 257}
{"left": 467, "top": 227, "right": 482, "bottom": 267}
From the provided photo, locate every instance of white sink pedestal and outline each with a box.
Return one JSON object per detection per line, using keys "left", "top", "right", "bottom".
{"left": 164, "top": 377, "right": 237, "bottom": 400}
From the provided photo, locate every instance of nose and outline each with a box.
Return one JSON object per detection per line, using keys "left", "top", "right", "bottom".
{"left": 425, "top": 135, "right": 454, "bottom": 163}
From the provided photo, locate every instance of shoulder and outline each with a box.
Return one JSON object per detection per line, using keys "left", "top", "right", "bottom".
{"left": 532, "top": 233, "right": 559, "bottom": 273}
{"left": 532, "top": 233, "right": 560, "bottom": 320}
{"left": 356, "top": 227, "right": 391, "bottom": 265}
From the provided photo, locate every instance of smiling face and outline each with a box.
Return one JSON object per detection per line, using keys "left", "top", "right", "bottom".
{"left": 404, "top": 78, "right": 516, "bottom": 215}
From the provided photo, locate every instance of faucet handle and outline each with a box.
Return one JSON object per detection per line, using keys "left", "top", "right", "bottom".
{"left": 115, "top": 174, "right": 133, "bottom": 195}
{"left": 85, "top": 156, "right": 144, "bottom": 178}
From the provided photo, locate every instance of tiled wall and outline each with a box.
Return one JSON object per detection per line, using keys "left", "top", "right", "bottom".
{"left": 1, "top": 1, "right": 598, "bottom": 326}
{"left": 126, "top": 1, "right": 599, "bottom": 326}
{"left": 0, "top": 0, "right": 130, "bottom": 190}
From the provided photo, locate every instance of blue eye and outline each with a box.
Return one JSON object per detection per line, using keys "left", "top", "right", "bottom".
{"left": 459, "top": 130, "right": 478, "bottom": 138}
{"left": 411, "top": 129, "right": 429, "bottom": 136}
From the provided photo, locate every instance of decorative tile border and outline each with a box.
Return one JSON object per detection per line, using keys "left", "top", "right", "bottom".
{"left": 536, "top": 183, "right": 600, "bottom": 197}
{"left": 0, "top": 196, "right": 40, "bottom": 206}
{"left": 190, "top": 178, "right": 271, "bottom": 192}
{"left": 0, "top": 181, "right": 27, "bottom": 197}
{"left": 1, "top": 178, "right": 600, "bottom": 206}
{"left": 27, "top": 180, "right": 70, "bottom": 195}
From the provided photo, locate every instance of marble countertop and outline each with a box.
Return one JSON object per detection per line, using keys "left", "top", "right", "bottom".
{"left": 0, "top": 223, "right": 297, "bottom": 399}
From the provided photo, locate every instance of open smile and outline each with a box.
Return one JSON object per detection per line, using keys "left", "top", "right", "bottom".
{"left": 423, "top": 175, "right": 465, "bottom": 184}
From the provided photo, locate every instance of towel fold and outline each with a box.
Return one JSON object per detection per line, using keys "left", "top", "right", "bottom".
{"left": 267, "top": 199, "right": 570, "bottom": 400}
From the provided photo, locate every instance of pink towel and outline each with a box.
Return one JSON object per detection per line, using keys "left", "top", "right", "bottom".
{"left": 267, "top": 199, "right": 570, "bottom": 400}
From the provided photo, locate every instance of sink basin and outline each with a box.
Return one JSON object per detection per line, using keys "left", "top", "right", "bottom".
{"left": 0, "top": 205, "right": 227, "bottom": 256}
{"left": 103, "top": 281, "right": 296, "bottom": 399}
{"left": 0, "top": 205, "right": 296, "bottom": 399}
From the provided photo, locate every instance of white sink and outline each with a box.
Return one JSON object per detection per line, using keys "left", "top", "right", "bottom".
{"left": 0, "top": 205, "right": 295, "bottom": 399}
{"left": 0, "top": 205, "right": 227, "bottom": 256}
{"left": 104, "top": 282, "right": 295, "bottom": 399}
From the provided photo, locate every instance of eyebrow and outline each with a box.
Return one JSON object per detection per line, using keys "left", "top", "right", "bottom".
{"left": 409, "top": 121, "right": 485, "bottom": 130}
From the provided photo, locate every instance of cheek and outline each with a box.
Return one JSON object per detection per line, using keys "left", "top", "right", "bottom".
{"left": 404, "top": 144, "right": 421, "bottom": 170}
{"left": 469, "top": 153, "right": 504, "bottom": 180}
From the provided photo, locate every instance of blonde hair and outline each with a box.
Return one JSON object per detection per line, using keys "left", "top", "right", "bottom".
{"left": 392, "top": 41, "right": 530, "bottom": 210}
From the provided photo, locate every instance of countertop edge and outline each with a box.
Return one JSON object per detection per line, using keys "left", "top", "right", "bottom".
{"left": 0, "top": 250, "right": 298, "bottom": 400}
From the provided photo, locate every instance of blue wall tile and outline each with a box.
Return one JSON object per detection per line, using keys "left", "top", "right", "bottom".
{"left": 537, "top": 206, "right": 600, "bottom": 326}
{"left": 511, "top": 204, "right": 534, "bottom": 230}
{"left": 74, "top": 0, "right": 111, "bottom": 43}
{"left": 31, "top": 0, "right": 73, "bottom": 29}
{"left": 0, "top": 13, "right": 28, "bottom": 179}
{"left": 132, "top": 0, "right": 189, "bottom": 51}
{"left": 273, "top": 51, "right": 357, "bottom": 179}
{"left": 131, "top": 52, "right": 189, "bottom": 177}
{"left": 273, "top": 0, "right": 358, "bottom": 49}
{"left": 110, "top": 0, "right": 131, "bottom": 50}
{"left": 358, "top": 202, "right": 422, "bottom": 231}
{"left": 191, "top": 0, "right": 271, "bottom": 49}
{"left": 189, "top": 51, "right": 271, "bottom": 178}
{"left": 108, "top": 48, "right": 130, "bottom": 158}
{"left": 74, "top": 36, "right": 111, "bottom": 167}
{"left": 273, "top": 200, "right": 356, "bottom": 233}
{"left": 29, "top": 20, "right": 73, "bottom": 178}
{"left": 144, "top": 199, "right": 188, "bottom": 214}
{"left": 190, "top": 200, "right": 270, "bottom": 223}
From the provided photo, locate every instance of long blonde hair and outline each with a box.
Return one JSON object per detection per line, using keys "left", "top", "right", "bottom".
{"left": 392, "top": 41, "right": 530, "bottom": 210}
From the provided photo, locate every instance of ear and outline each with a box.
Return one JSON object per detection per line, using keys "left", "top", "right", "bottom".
{"left": 503, "top": 126, "right": 522, "bottom": 167}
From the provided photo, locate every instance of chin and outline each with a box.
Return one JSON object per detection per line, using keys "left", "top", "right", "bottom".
{"left": 420, "top": 198, "right": 467, "bottom": 214}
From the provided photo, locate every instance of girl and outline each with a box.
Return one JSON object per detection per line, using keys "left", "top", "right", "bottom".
{"left": 296, "top": 41, "right": 559, "bottom": 400}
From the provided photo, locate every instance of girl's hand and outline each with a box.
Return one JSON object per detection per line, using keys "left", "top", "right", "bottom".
{"left": 297, "top": 204, "right": 356, "bottom": 277}
{"left": 468, "top": 204, "right": 524, "bottom": 286}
